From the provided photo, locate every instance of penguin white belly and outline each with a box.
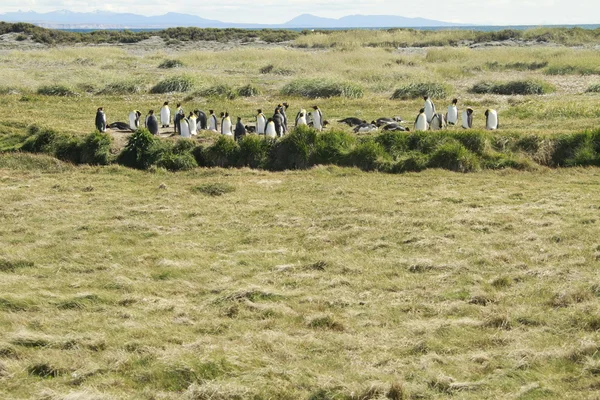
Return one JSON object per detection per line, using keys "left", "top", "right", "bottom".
{"left": 257, "top": 116, "right": 266, "bottom": 134}
{"left": 297, "top": 116, "right": 307, "bottom": 126}
{"left": 265, "top": 122, "right": 277, "bottom": 138}
{"left": 160, "top": 108, "right": 170, "bottom": 126}
{"left": 129, "top": 112, "right": 138, "bottom": 130}
{"left": 486, "top": 111, "right": 498, "bottom": 130}
{"left": 430, "top": 115, "right": 441, "bottom": 131}
{"left": 312, "top": 112, "right": 322, "bottom": 131}
{"left": 424, "top": 101, "right": 435, "bottom": 123}
{"left": 447, "top": 106, "right": 458, "bottom": 124}
{"left": 222, "top": 119, "right": 232, "bottom": 136}
{"left": 180, "top": 120, "right": 190, "bottom": 138}
{"left": 188, "top": 118, "right": 197, "bottom": 135}
{"left": 415, "top": 115, "right": 428, "bottom": 131}
{"left": 462, "top": 111, "right": 471, "bottom": 129}
{"left": 208, "top": 117, "right": 217, "bottom": 131}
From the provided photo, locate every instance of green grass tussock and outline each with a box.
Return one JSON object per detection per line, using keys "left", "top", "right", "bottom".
{"left": 470, "top": 80, "right": 555, "bottom": 95}
{"left": 97, "top": 80, "right": 144, "bottom": 95}
{"left": 586, "top": 84, "right": 600, "bottom": 93}
{"left": 36, "top": 84, "right": 78, "bottom": 97}
{"left": 158, "top": 59, "right": 184, "bottom": 69}
{"left": 150, "top": 75, "right": 195, "bottom": 94}
{"left": 192, "top": 182, "right": 236, "bottom": 196}
{"left": 281, "top": 78, "right": 364, "bottom": 99}
{"left": 391, "top": 82, "right": 450, "bottom": 100}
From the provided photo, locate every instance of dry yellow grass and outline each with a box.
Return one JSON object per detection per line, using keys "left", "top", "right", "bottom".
{"left": 0, "top": 154, "right": 599, "bottom": 398}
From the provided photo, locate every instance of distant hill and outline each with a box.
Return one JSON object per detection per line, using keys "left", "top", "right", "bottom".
{"left": 0, "top": 10, "right": 469, "bottom": 29}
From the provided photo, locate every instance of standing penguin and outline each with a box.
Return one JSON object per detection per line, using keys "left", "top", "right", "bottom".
{"left": 485, "top": 109, "right": 499, "bottom": 130}
{"left": 265, "top": 118, "right": 277, "bottom": 138}
{"left": 414, "top": 108, "right": 429, "bottom": 132}
{"left": 446, "top": 98, "right": 458, "bottom": 125}
{"left": 146, "top": 110, "right": 159, "bottom": 135}
{"left": 95, "top": 107, "right": 106, "bottom": 132}
{"left": 188, "top": 112, "right": 197, "bottom": 136}
{"left": 424, "top": 96, "right": 436, "bottom": 123}
{"left": 310, "top": 106, "right": 323, "bottom": 131}
{"left": 273, "top": 109, "right": 284, "bottom": 137}
{"left": 234, "top": 117, "right": 246, "bottom": 141}
{"left": 274, "top": 103, "right": 289, "bottom": 133}
{"left": 256, "top": 109, "right": 266, "bottom": 135}
{"left": 430, "top": 113, "right": 447, "bottom": 131}
{"left": 194, "top": 110, "right": 207, "bottom": 131}
{"left": 160, "top": 102, "right": 171, "bottom": 128}
{"left": 174, "top": 103, "right": 184, "bottom": 134}
{"left": 208, "top": 110, "right": 218, "bottom": 132}
{"left": 180, "top": 116, "right": 190, "bottom": 138}
{"left": 296, "top": 111, "right": 307, "bottom": 127}
{"left": 129, "top": 110, "right": 141, "bottom": 131}
{"left": 462, "top": 108, "right": 474, "bottom": 129}
{"left": 221, "top": 112, "right": 233, "bottom": 136}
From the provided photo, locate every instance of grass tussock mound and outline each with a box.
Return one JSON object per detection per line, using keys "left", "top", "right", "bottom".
{"left": 158, "top": 59, "right": 184, "bottom": 69}
{"left": 150, "top": 76, "right": 195, "bottom": 94}
{"left": 97, "top": 80, "right": 144, "bottom": 95}
{"left": 470, "top": 80, "right": 555, "bottom": 95}
{"left": 586, "top": 84, "right": 600, "bottom": 93}
{"left": 36, "top": 84, "right": 78, "bottom": 97}
{"left": 259, "top": 64, "right": 294, "bottom": 75}
{"left": 391, "top": 82, "right": 450, "bottom": 100}
{"left": 281, "top": 78, "right": 364, "bottom": 99}
{"left": 196, "top": 84, "right": 238, "bottom": 100}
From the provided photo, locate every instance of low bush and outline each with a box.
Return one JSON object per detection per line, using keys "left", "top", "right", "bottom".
{"left": 156, "top": 139, "right": 198, "bottom": 171}
{"left": 202, "top": 136, "right": 240, "bottom": 168}
{"left": 237, "top": 84, "right": 261, "bottom": 97}
{"left": 97, "top": 81, "right": 144, "bottom": 95}
{"left": 158, "top": 59, "right": 184, "bottom": 69}
{"left": 80, "top": 131, "right": 112, "bottom": 165}
{"left": 150, "top": 76, "right": 194, "bottom": 94}
{"left": 270, "top": 126, "right": 318, "bottom": 170}
{"left": 193, "top": 183, "right": 236, "bottom": 196}
{"left": 117, "top": 129, "right": 162, "bottom": 169}
{"left": 470, "top": 80, "right": 555, "bottom": 95}
{"left": 281, "top": 79, "right": 364, "bottom": 99}
{"left": 54, "top": 136, "right": 82, "bottom": 164}
{"left": 343, "top": 139, "right": 388, "bottom": 171}
{"left": 311, "top": 129, "right": 355, "bottom": 165}
{"left": 196, "top": 84, "right": 238, "bottom": 100}
{"left": 391, "top": 82, "right": 450, "bottom": 100}
{"left": 428, "top": 141, "right": 481, "bottom": 172}
{"left": 36, "top": 84, "right": 77, "bottom": 97}
{"left": 237, "top": 135, "right": 274, "bottom": 169}
{"left": 21, "top": 125, "right": 59, "bottom": 153}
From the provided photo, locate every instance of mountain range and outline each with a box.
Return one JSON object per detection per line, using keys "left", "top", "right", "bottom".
{"left": 0, "top": 10, "right": 469, "bottom": 29}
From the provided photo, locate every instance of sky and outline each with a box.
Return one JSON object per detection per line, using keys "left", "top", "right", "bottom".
{"left": 0, "top": 0, "right": 599, "bottom": 26}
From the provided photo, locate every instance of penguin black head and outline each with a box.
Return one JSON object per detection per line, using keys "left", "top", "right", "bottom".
{"left": 275, "top": 109, "right": 280, "bottom": 114}
{"left": 277, "top": 103, "right": 282, "bottom": 107}
{"left": 257, "top": 109, "right": 262, "bottom": 113}
{"left": 283, "top": 102, "right": 289, "bottom": 108}
{"left": 370, "top": 120, "right": 376, "bottom": 125}
{"left": 312, "top": 106, "right": 318, "bottom": 110}
{"left": 323, "top": 120, "right": 329, "bottom": 127}
{"left": 177, "top": 103, "right": 181, "bottom": 107}
{"left": 423, "top": 96, "right": 429, "bottom": 101}
{"left": 164, "top": 101, "right": 169, "bottom": 106}
{"left": 237, "top": 117, "right": 242, "bottom": 121}
{"left": 452, "top": 98, "right": 458, "bottom": 105}
{"left": 419, "top": 108, "right": 425, "bottom": 113}
{"left": 299, "top": 112, "right": 304, "bottom": 117}
{"left": 225, "top": 112, "right": 229, "bottom": 117}
{"left": 209, "top": 110, "right": 214, "bottom": 114}
{"left": 467, "top": 108, "right": 474, "bottom": 115}
{"left": 362, "top": 120, "right": 367, "bottom": 124}
{"left": 268, "top": 117, "right": 273, "bottom": 122}
{"left": 485, "top": 109, "right": 490, "bottom": 117}
{"left": 136, "top": 111, "right": 141, "bottom": 117}
{"left": 220, "top": 112, "right": 225, "bottom": 117}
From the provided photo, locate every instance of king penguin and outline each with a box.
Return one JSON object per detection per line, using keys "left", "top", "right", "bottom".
{"left": 430, "top": 113, "right": 447, "bottom": 131}
{"left": 256, "top": 109, "right": 266, "bottom": 135}
{"left": 208, "top": 110, "right": 218, "bottom": 132}
{"left": 180, "top": 116, "right": 190, "bottom": 138}
{"left": 265, "top": 118, "right": 277, "bottom": 138}
{"left": 310, "top": 106, "right": 323, "bottom": 131}
{"left": 446, "top": 98, "right": 458, "bottom": 125}
{"left": 129, "top": 110, "right": 141, "bottom": 131}
{"left": 462, "top": 108, "right": 474, "bottom": 129}
{"left": 221, "top": 112, "right": 233, "bottom": 136}
{"left": 146, "top": 110, "right": 159, "bottom": 135}
{"left": 414, "top": 108, "right": 429, "bottom": 132}
{"left": 424, "top": 96, "right": 436, "bottom": 123}
{"left": 194, "top": 110, "right": 207, "bottom": 130}
{"left": 188, "top": 112, "right": 197, "bottom": 136}
{"left": 95, "top": 107, "right": 106, "bottom": 132}
{"left": 273, "top": 109, "right": 284, "bottom": 137}
{"left": 234, "top": 117, "right": 246, "bottom": 141}
{"left": 160, "top": 102, "right": 170, "bottom": 128}
{"left": 296, "top": 111, "right": 307, "bottom": 127}
{"left": 485, "top": 109, "right": 499, "bottom": 130}
{"left": 174, "top": 103, "right": 184, "bottom": 134}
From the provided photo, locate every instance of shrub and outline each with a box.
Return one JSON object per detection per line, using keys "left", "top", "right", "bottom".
{"left": 470, "top": 80, "right": 555, "bottom": 95}
{"left": 54, "top": 136, "right": 82, "bottom": 164}
{"left": 157, "top": 152, "right": 197, "bottom": 171}
{"left": 270, "top": 126, "right": 318, "bottom": 170}
{"left": 36, "top": 84, "right": 77, "bottom": 97}
{"left": 428, "top": 142, "right": 480, "bottom": 172}
{"left": 391, "top": 82, "right": 450, "bottom": 100}
{"left": 203, "top": 136, "right": 240, "bottom": 168}
{"left": 21, "top": 126, "right": 60, "bottom": 153}
{"left": 281, "top": 79, "right": 364, "bottom": 99}
{"left": 150, "top": 76, "right": 194, "bottom": 94}
{"left": 343, "top": 139, "right": 387, "bottom": 171}
{"left": 97, "top": 81, "right": 144, "bottom": 95}
{"left": 311, "top": 129, "right": 355, "bottom": 165}
{"left": 193, "top": 183, "right": 236, "bottom": 196}
{"left": 552, "top": 132, "right": 599, "bottom": 167}
{"left": 375, "top": 131, "right": 410, "bottom": 158}
{"left": 80, "top": 131, "right": 112, "bottom": 165}
{"left": 449, "top": 131, "right": 487, "bottom": 155}
{"left": 158, "top": 59, "right": 184, "bottom": 69}
{"left": 196, "top": 84, "right": 238, "bottom": 100}
{"left": 237, "top": 135, "right": 274, "bottom": 169}
{"left": 117, "top": 129, "right": 162, "bottom": 169}
{"left": 394, "top": 153, "right": 430, "bottom": 172}
{"left": 237, "top": 84, "right": 261, "bottom": 97}
{"left": 586, "top": 84, "right": 600, "bottom": 93}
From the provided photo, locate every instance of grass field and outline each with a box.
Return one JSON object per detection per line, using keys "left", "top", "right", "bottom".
{"left": 1, "top": 29, "right": 600, "bottom": 399}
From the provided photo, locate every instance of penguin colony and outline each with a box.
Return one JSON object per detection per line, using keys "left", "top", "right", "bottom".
{"left": 96, "top": 98, "right": 498, "bottom": 137}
